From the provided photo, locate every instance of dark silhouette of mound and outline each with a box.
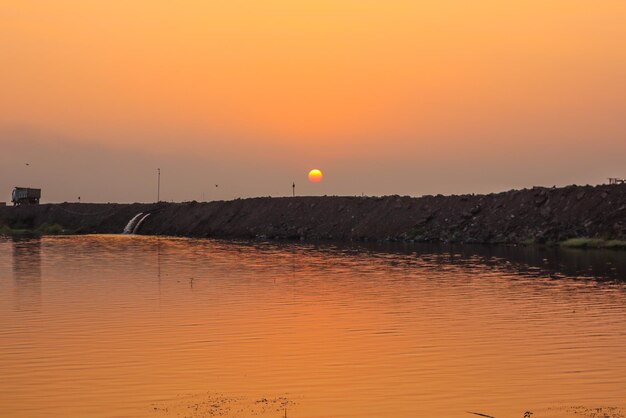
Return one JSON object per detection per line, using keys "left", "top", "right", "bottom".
{"left": 1, "top": 184, "right": 625, "bottom": 245}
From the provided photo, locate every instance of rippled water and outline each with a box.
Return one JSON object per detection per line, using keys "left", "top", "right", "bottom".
{"left": 1, "top": 235, "right": 626, "bottom": 418}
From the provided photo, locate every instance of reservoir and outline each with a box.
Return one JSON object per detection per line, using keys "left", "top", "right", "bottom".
{"left": 1, "top": 235, "right": 625, "bottom": 417}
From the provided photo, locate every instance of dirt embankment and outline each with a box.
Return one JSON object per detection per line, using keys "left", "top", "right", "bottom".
{"left": 1, "top": 184, "right": 626, "bottom": 244}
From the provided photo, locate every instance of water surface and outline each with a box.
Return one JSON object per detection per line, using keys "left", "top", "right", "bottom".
{"left": 1, "top": 236, "right": 625, "bottom": 418}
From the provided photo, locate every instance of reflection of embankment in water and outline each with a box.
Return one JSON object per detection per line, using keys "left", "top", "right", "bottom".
{"left": 88, "top": 232, "right": 626, "bottom": 283}
{"left": 439, "top": 244, "right": 626, "bottom": 282}
{"left": 68, "top": 233, "right": 626, "bottom": 283}
{"left": 228, "top": 239, "right": 626, "bottom": 283}
{"left": 12, "top": 237, "right": 42, "bottom": 312}
{"left": 387, "top": 243, "right": 626, "bottom": 282}
{"left": 485, "top": 245, "right": 626, "bottom": 282}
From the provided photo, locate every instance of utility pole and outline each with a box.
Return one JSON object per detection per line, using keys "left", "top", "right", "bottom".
{"left": 292, "top": 182, "right": 295, "bottom": 197}
{"left": 157, "top": 168, "right": 161, "bottom": 202}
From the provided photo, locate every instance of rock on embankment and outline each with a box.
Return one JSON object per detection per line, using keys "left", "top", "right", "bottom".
{"left": 1, "top": 184, "right": 626, "bottom": 244}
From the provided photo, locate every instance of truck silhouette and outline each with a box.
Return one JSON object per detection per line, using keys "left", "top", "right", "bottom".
{"left": 12, "top": 187, "right": 41, "bottom": 206}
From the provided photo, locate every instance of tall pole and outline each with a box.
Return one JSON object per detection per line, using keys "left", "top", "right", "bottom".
{"left": 157, "top": 168, "right": 161, "bottom": 202}
{"left": 292, "top": 182, "right": 295, "bottom": 197}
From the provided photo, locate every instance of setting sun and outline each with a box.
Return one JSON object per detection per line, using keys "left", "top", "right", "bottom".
{"left": 308, "top": 169, "right": 323, "bottom": 183}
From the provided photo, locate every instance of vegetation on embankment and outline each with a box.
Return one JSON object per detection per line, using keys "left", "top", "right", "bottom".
{"left": 0, "top": 222, "right": 66, "bottom": 236}
{"left": 560, "top": 238, "right": 626, "bottom": 249}
{"left": 1, "top": 184, "right": 625, "bottom": 247}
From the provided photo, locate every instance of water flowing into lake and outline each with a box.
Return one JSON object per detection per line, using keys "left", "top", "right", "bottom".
{"left": 123, "top": 213, "right": 143, "bottom": 234}
{"left": 1, "top": 235, "right": 625, "bottom": 418}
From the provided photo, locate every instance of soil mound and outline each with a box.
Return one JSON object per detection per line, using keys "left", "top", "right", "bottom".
{"left": 1, "top": 184, "right": 625, "bottom": 245}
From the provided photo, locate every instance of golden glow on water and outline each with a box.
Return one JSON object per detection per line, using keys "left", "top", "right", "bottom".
{"left": 1, "top": 236, "right": 626, "bottom": 417}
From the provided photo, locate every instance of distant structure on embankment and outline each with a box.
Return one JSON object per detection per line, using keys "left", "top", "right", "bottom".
{"left": 1, "top": 183, "right": 626, "bottom": 245}
{"left": 11, "top": 187, "right": 41, "bottom": 206}
{"left": 608, "top": 178, "right": 626, "bottom": 185}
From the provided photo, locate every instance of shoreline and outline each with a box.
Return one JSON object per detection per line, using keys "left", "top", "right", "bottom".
{"left": 4, "top": 232, "right": 626, "bottom": 282}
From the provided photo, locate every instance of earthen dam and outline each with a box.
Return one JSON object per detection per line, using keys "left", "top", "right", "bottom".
{"left": 1, "top": 184, "right": 626, "bottom": 245}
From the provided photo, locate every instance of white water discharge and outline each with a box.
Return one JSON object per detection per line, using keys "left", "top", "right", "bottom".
{"left": 123, "top": 213, "right": 143, "bottom": 234}
{"left": 132, "top": 213, "right": 151, "bottom": 234}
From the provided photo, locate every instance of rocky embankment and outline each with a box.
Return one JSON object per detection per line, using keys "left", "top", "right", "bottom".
{"left": 1, "top": 184, "right": 626, "bottom": 245}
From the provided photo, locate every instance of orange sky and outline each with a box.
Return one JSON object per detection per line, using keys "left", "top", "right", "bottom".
{"left": 1, "top": 1, "right": 626, "bottom": 202}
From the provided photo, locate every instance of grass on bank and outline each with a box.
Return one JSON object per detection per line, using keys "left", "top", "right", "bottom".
{"left": 560, "top": 237, "right": 626, "bottom": 249}
{"left": 0, "top": 223, "right": 66, "bottom": 236}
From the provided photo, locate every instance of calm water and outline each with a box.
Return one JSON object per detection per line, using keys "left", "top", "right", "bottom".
{"left": 1, "top": 235, "right": 626, "bottom": 418}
